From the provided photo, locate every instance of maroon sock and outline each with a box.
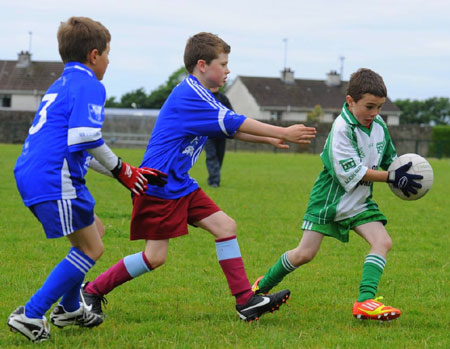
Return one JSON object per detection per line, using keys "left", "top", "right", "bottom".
{"left": 86, "top": 252, "right": 152, "bottom": 295}
{"left": 216, "top": 236, "right": 253, "bottom": 305}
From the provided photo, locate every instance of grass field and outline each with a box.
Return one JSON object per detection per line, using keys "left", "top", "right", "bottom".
{"left": 0, "top": 144, "right": 449, "bottom": 348}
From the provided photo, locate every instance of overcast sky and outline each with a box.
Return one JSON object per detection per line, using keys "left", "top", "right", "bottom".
{"left": 1, "top": 0, "right": 449, "bottom": 101}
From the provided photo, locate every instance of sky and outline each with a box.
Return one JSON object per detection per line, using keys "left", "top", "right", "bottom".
{"left": 1, "top": 0, "right": 449, "bottom": 102}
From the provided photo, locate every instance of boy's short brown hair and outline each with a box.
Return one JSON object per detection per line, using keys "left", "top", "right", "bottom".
{"left": 57, "top": 16, "right": 111, "bottom": 64}
{"left": 184, "top": 32, "right": 231, "bottom": 73}
{"left": 346, "top": 68, "right": 387, "bottom": 102}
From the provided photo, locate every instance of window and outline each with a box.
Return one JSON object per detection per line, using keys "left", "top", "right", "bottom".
{"left": 270, "top": 111, "right": 282, "bottom": 121}
{"left": 0, "top": 95, "right": 11, "bottom": 107}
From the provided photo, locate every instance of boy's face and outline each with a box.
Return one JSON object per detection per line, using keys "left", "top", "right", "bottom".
{"left": 346, "top": 93, "right": 386, "bottom": 128}
{"left": 203, "top": 52, "right": 230, "bottom": 89}
{"left": 90, "top": 43, "right": 110, "bottom": 81}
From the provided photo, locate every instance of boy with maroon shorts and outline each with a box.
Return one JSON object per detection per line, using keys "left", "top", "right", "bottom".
{"left": 81, "top": 32, "right": 316, "bottom": 322}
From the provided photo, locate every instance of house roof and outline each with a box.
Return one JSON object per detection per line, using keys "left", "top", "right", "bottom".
{"left": 237, "top": 75, "right": 400, "bottom": 113}
{"left": 0, "top": 54, "right": 63, "bottom": 93}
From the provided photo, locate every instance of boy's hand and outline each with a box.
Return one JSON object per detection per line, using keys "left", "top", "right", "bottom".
{"left": 283, "top": 124, "right": 317, "bottom": 144}
{"left": 139, "top": 167, "right": 168, "bottom": 187}
{"left": 111, "top": 158, "right": 148, "bottom": 196}
{"left": 269, "top": 138, "right": 290, "bottom": 149}
{"left": 387, "top": 161, "right": 423, "bottom": 197}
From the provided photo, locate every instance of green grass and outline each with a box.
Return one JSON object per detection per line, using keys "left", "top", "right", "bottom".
{"left": 0, "top": 144, "right": 449, "bottom": 348}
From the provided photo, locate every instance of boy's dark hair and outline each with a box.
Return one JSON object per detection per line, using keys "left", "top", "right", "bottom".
{"left": 346, "top": 68, "right": 387, "bottom": 102}
{"left": 57, "top": 17, "right": 111, "bottom": 64}
{"left": 184, "top": 32, "right": 231, "bottom": 73}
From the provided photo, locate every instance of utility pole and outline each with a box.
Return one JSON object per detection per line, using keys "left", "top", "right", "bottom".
{"left": 28, "top": 31, "right": 33, "bottom": 53}
{"left": 283, "top": 38, "right": 288, "bottom": 69}
{"left": 339, "top": 56, "right": 345, "bottom": 78}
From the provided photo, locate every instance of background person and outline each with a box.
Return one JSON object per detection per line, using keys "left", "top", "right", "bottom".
{"left": 204, "top": 87, "right": 233, "bottom": 187}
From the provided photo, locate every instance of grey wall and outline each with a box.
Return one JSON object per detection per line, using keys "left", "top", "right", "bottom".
{"left": 0, "top": 110, "right": 434, "bottom": 157}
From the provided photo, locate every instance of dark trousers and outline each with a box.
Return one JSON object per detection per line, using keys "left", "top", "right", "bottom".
{"left": 205, "top": 138, "right": 226, "bottom": 186}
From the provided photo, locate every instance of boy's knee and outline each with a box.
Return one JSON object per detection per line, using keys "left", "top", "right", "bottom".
{"left": 145, "top": 252, "right": 166, "bottom": 269}
{"left": 374, "top": 235, "right": 392, "bottom": 254}
{"left": 216, "top": 216, "right": 237, "bottom": 239}
{"left": 383, "top": 236, "right": 392, "bottom": 252}
{"left": 95, "top": 220, "right": 105, "bottom": 239}
{"left": 81, "top": 243, "right": 104, "bottom": 261}
{"left": 290, "top": 248, "right": 315, "bottom": 266}
{"left": 224, "top": 217, "right": 237, "bottom": 236}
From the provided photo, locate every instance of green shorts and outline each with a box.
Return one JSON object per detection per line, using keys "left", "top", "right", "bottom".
{"left": 301, "top": 210, "right": 387, "bottom": 243}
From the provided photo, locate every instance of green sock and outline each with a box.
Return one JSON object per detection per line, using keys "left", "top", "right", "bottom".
{"left": 357, "top": 254, "right": 386, "bottom": 302}
{"left": 258, "top": 252, "right": 297, "bottom": 293}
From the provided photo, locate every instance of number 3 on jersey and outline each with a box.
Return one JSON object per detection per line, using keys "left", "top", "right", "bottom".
{"left": 29, "top": 93, "right": 58, "bottom": 135}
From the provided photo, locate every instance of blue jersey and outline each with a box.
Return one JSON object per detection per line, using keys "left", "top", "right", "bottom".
{"left": 14, "top": 62, "right": 106, "bottom": 207}
{"left": 142, "top": 75, "right": 246, "bottom": 199}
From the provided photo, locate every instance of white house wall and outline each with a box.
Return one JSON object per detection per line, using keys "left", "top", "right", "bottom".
{"left": 387, "top": 115, "right": 400, "bottom": 126}
{"left": 226, "top": 78, "right": 262, "bottom": 119}
{"left": 283, "top": 111, "right": 307, "bottom": 122}
{"left": 11, "top": 94, "right": 43, "bottom": 111}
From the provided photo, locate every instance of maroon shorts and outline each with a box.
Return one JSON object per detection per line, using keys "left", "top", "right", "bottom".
{"left": 130, "top": 188, "right": 221, "bottom": 240}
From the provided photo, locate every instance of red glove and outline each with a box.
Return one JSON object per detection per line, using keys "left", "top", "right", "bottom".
{"left": 138, "top": 167, "right": 168, "bottom": 187}
{"left": 111, "top": 158, "right": 148, "bottom": 195}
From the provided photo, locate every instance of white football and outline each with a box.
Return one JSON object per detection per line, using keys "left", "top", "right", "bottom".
{"left": 387, "top": 153, "right": 433, "bottom": 200}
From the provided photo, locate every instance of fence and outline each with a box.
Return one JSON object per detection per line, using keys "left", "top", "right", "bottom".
{"left": 1, "top": 109, "right": 449, "bottom": 158}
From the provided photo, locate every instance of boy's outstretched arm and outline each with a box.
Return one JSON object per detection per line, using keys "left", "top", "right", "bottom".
{"left": 234, "top": 132, "right": 290, "bottom": 149}
{"left": 237, "top": 118, "right": 316, "bottom": 144}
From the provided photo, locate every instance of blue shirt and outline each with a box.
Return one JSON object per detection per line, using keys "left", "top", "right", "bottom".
{"left": 142, "top": 75, "right": 246, "bottom": 199}
{"left": 14, "top": 62, "right": 106, "bottom": 207}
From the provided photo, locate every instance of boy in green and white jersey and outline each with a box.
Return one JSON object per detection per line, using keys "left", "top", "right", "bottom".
{"left": 252, "top": 68, "right": 422, "bottom": 321}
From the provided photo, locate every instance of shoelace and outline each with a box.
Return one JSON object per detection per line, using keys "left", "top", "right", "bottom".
{"left": 98, "top": 294, "right": 108, "bottom": 307}
{"left": 373, "top": 296, "right": 384, "bottom": 303}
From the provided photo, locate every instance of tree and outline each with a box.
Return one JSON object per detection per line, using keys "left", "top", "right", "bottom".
{"left": 423, "top": 97, "right": 450, "bottom": 125}
{"left": 147, "top": 67, "right": 187, "bottom": 108}
{"left": 104, "top": 67, "right": 187, "bottom": 109}
{"left": 307, "top": 104, "right": 324, "bottom": 123}
{"left": 119, "top": 88, "right": 150, "bottom": 109}
{"left": 105, "top": 96, "right": 120, "bottom": 108}
{"left": 395, "top": 97, "right": 450, "bottom": 125}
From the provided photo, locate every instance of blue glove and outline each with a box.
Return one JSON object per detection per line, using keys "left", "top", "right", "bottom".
{"left": 387, "top": 162, "right": 423, "bottom": 197}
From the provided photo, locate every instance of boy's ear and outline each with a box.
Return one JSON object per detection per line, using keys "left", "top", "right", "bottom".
{"left": 345, "top": 95, "right": 354, "bottom": 106}
{"left": 87, "top": 49, "right": 100, "bottom": 65}
{"left": 197, "top": 59, "right": 207, "bottom": 73}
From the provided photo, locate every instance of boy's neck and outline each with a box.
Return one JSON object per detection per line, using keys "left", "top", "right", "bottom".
{"left": 192, "top": 72, "right": 209, "bottom": 89}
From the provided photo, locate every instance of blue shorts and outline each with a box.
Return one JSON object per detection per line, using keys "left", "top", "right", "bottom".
{"left": 30, "top": 191, "right": 95, "bottom": 239}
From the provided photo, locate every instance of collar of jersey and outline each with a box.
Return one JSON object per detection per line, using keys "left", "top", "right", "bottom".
{"left": 63, "top": 62, "right": 95, "bottom": 78}
{"left": 340, "top": 102, "right": 373, "bottom": 135}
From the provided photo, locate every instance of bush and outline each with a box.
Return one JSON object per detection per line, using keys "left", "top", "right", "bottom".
{"left": 430, "top": 125, "right": 450, "bottom": 158}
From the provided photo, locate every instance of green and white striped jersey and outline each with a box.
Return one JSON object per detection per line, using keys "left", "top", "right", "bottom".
{"left": 304, "top": 103, "right": 397, "bottom": 224}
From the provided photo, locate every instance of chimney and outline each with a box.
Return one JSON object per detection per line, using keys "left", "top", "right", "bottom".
{"left": 281, "top": 67, "right": 295, "bottom": 85}
{"left": 16, "top": 51, "right": 32, "bottom": 68}
{"left": 326, "top": 70, "right": 341, "bottom": 87}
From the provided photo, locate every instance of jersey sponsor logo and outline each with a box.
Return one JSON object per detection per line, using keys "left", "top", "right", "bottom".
{"left": 357, "top": 165, "right": 377, "bottom": 187}
{"left": 88, "top": 104, "right": 104, "bottom": 125}
{"left": 340, "top": 158, "right": 357, "bottom": 172}
{"left": 182, "top": 146, "right": 195, "bottom": 156}
{"left": 182, "top": 136, "right": 203, "bottom": 157}
{"left": 357, "top": 147, "right": 366, "bottom": 159}
{"left": 344, "top": 165, "right": 362, "bottom": 184}
{"left": 84, "top": 156, "right": 93, "bottom": 172}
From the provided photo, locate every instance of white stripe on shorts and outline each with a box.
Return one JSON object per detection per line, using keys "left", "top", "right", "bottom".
{"left": 302, "top": 220, "right": 314, "bottom": 231}
{"left": 57, "top": 199, "right": 73, "bottom": 236}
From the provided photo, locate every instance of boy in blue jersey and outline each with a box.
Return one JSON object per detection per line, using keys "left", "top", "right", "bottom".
{"left": 7, "top": 17, "right": 167, "bottom": 343}
{"left": 81, "top": 32, "right": 317, "bottom": 322}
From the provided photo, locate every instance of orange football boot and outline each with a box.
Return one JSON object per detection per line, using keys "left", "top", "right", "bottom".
{"left": 353, "top": 297, "right": 401, "bottom": 321}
